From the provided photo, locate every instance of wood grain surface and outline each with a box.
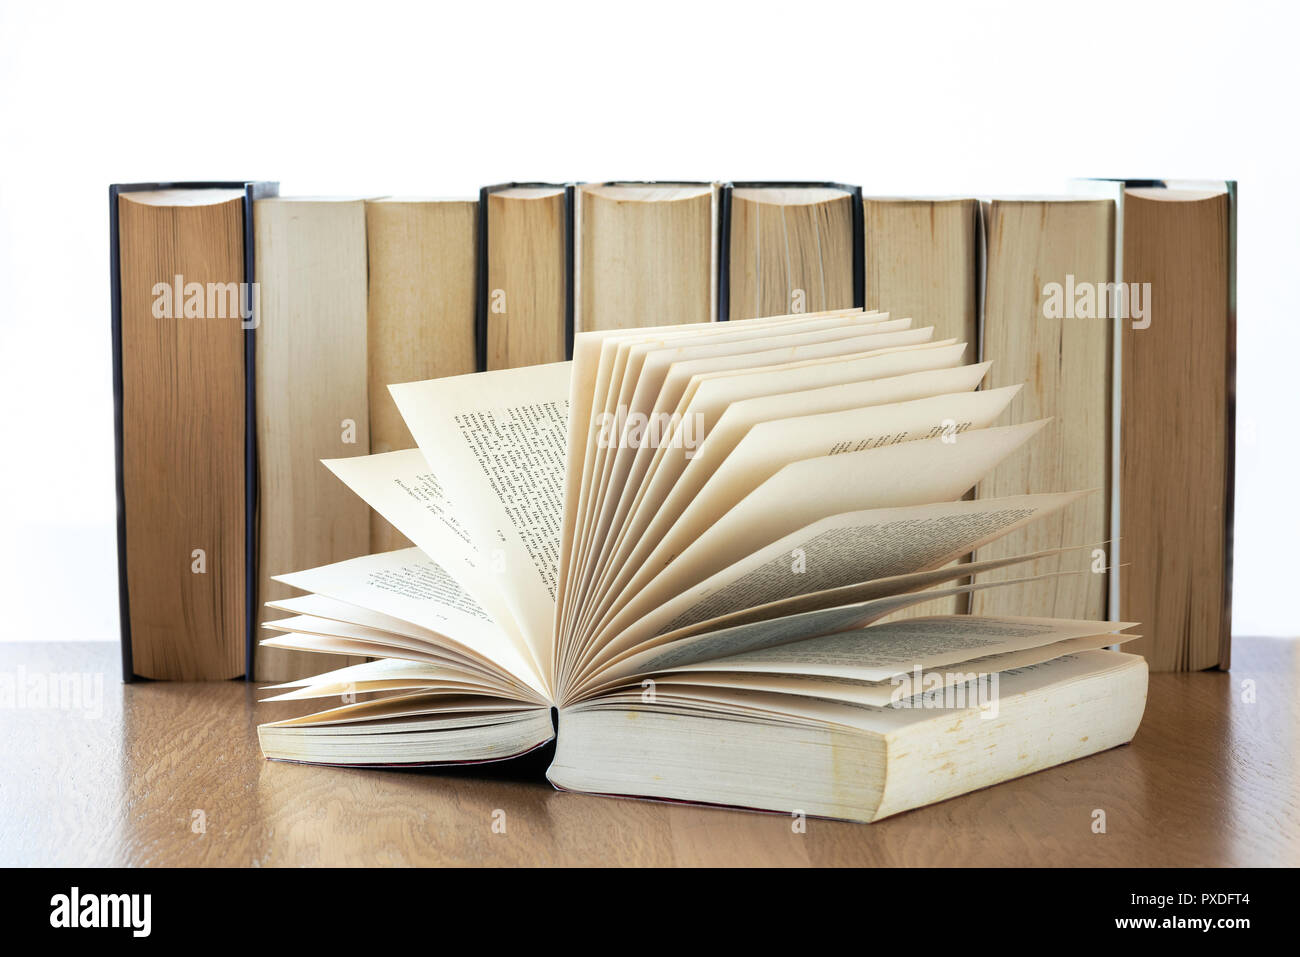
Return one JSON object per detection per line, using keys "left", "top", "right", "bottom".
{"left": 0, "top": 638, "right": 1294, "bottom": 866}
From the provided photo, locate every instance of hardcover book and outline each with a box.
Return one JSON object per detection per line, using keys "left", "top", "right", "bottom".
{"left": 253, "top": 197, "right": 372, "bottom": 681}
{"left": 479, "top": 183, "right": 573, "bottom": 369}
{"left": 971, "top": 197, "right": 1114, "bottom": 622}
{"left": 365, "top": 197, "right": 479, "bottom": 553}
{"left": 1071, "top": 178, "right": 1236, "bottom": 670}
{"left": 861, "top": 196, "right": 982, "bottom": 618}
{"left": 718, "top": 182, "right": 862, "bottom": 321}
{"left": 573, "top": 181, "right": 717, "bottom": 331}
{"left": 256, "top": 308, "right": 1147, "bottom": 821}
{"left": 110, "top": 180, "right": 277, "bottom": 681}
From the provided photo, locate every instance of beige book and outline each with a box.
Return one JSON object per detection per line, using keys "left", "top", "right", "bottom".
{"left": 253, "top": 198, "right": 372, "bottom": 682}
{"left": 485, "top": 186, "right": 568, "bottom": 370}
{"left": 255, "top": 312, "right": 1147, "bottom": 822}
{"left": 726, "top": 186, "right": 856, "bottom": 320}
{"left": 574, "top": 183, "right": 716, "bottom": 331}
{"left": 862, "top": 197, "right": 982, "bottom": 617}
{"left": 863, "top": 197, "right": 980, "bottom": 344}
{"left": 1119, "top": 186, "right": 1234, "bottom": 671}
{"left": 365, "top": 198, "right": 478, "bottom": 551}
{"left": 970, "top": 198, "right": 1113, "bottom": 622}
{"left": 116, "top": 189, "right": 247, "bottom": 680}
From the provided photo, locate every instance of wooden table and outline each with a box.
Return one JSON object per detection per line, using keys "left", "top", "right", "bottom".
{"left": 1, "top": 638, "right": 1296, "bottom": 866}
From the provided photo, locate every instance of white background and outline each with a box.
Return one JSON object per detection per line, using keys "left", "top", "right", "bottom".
{"left": 0, "top": 0, "right": 1295, "bottom": 642}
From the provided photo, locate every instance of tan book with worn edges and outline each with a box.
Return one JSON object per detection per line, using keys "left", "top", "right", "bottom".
{"left": 862, "top": 196, "right": 982, "bottom": 619}
{"left": 721, "top": 182, "right": 860, "bottom": 321}
{"left": 1070, "top": 178, "right": 1236, "bottom": 671}
{"left": 256, "top": 309, "right": 1147, "bottom": 822}
{"left": 574, "top": 182, "right": 717, "bottom": 331}
{"left": 971, "top": 198, "right": 1113, "bottom": 622}
{"left": 111, "top": 181, "right": 276, "bottom": 681}
{"left": 365, "top": 197, "right": 478, "bottom": 553}
{"left": 253, "top": 197, "right": 372, "bottom": 682}
{"left": 481, "top": 184, "right": 571, "bottom": 370}
{"left": 1122, "top": 183, "right": 1234, "bottom": 671}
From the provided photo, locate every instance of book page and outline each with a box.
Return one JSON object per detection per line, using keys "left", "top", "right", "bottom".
{"left": 264, "top": 612, "right": 492, "bottom": 666}
{"left": 571, "top": 316, "right": 909, "bottom": 602}
{"left": 274, "top": 550, "right": 545, "bottom": 692}
{"left": 616, "top": 384, "right": 1023, "bottom": 618}
{"left": 557, "top": 311, "right": 867, "bottom": 665}
{"left": 654, "top": 540, "right": 1092, "bottom": 645}
{"left": 260, "top": 656, "right": 533, "bottom": 703}
{"left": 590, "top": 422, "right": 1049, "bottom": 659}
{"left": 260, "top": 632, "right": 463, "bottom": 667}
{"left": 628, "top": 631, "right": 1132, "bottom": 707}
{"left": 577, "top": 572, "right": 1094, "bottom": 693}
{"left": 649, "top": 616, "right": 1134, "bottom": 682}
{"left": 557, "top": 311, "right": 854, "bottom": 614}
{"left": 264, "top": 692, "right": 544, "bottom": 729}
{"left": 573, "top": 650, "right": 1142, "bottom": 735}
{"left": 390, "top": 362, "right": 571, "bottom": 697}
{"left": 576, "top": 341, "right": 972, "bottom": 647}
{"left": 568, "top": 317, "right": 923, "bottom": 650}
{"left": 322, "top": 449, "right": 525, "bottom": 648}
{"left": 575, "top": 314, "right": 901, "bottom": 577}
{"left": 578, "top": 361, "right": 993, "bottom": 646}
{"left": 267, "top": 592, "right": 462, "bottom": 638}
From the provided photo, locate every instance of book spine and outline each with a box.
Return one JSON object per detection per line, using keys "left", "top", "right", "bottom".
{"left": 1220, "top": 181, "right": 1237, "bottom": 670}
{"left": 110, "top": 180, "right": 276, "bottom": 681}
{"left": 717, "top": 184, "right": 734, "bottom": 322}
{"left": 564, "top": 184, "right": 576, "bottom": 360}
{"left": 108, "top": 185, "right": 132, "bottom": 683}
{"left": 475, "top": 187, "right": 490, "bottom": 373}
{"left": 849, "top": 184, "right": 865, "bottom": 310}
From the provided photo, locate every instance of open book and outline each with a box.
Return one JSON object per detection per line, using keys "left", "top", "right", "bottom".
{"left": 257, "top": 309, "right": 1147, "bottom": 822}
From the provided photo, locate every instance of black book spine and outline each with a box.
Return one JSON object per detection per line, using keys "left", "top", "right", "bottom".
{"left": 108, "top": 185, "right": 132, "bottom": 683}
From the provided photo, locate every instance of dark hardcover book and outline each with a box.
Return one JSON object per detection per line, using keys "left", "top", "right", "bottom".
{"left": 718, "top": 181, "right": 864, "bottom": 322}
{"left": 1073, "top": 177, "right": 1237, "bottom": 671}
{"left": 110, "top": 180, "right": 277, "bottom": 681}
{"left": 477, "top": 183, "right": 575, "bottom": 369}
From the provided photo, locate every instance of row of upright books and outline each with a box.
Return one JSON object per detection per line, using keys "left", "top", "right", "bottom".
{"left": 109, "top": 178, "right": 1236, "bottom": 682}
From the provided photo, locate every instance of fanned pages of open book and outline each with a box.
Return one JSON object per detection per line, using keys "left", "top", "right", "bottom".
{"left": 256, "top": 309, "right": 1147, "bottom": 823}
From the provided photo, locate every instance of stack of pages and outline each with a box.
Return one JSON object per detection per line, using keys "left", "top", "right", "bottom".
{"left": 257, "top": 308, "right": 1146, "bottom": 822}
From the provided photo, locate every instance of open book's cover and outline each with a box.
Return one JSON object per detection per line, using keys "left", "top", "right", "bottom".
{"left": 476, "top": 183, "right": 578, "bottom": 367}
{"left": 1071, "top": 177, "right": 1237, "bottom": 668}
{"left": 109, "top": 180, "right": 279, "bottom": 682}
{"left": 717, "top": 181, "right": 866, "bottom": 322}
